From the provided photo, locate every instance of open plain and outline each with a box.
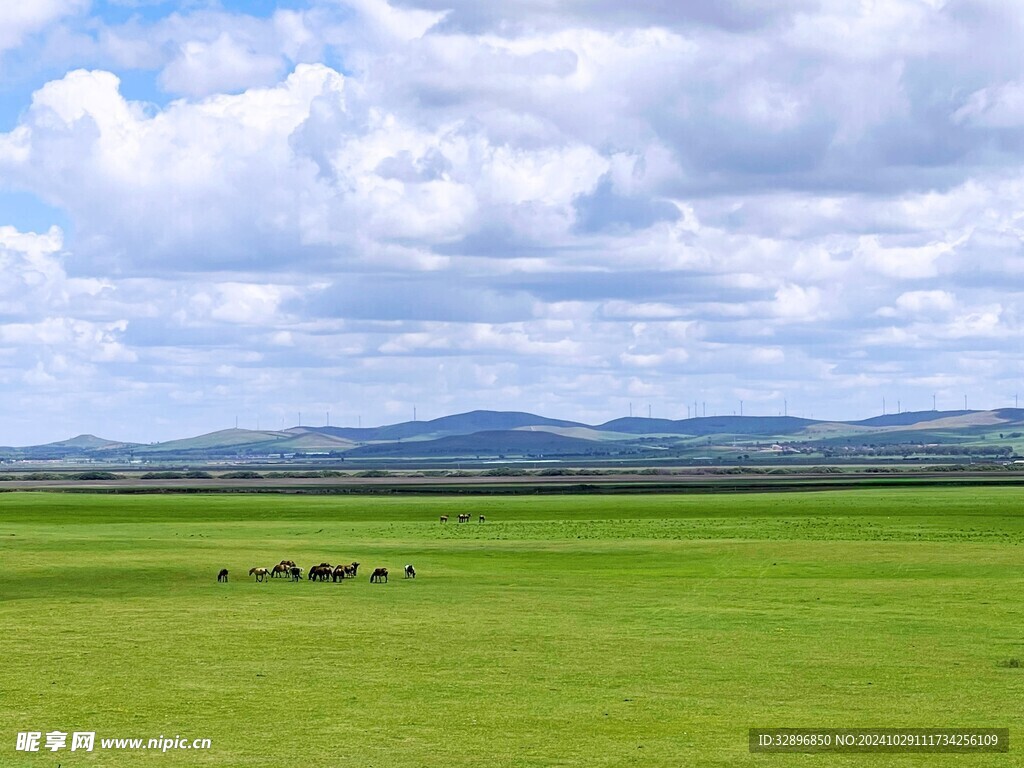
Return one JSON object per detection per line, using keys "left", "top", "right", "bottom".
{"left": 3, "top": 487, "right": 1023, "bottom": 766}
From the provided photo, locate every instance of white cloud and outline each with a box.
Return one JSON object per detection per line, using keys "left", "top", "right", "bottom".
{"left": 159, "top": 32, "right": 286, "bottom": 97}
{"left": 854, "top": 233, "right": 966, "bottom": 280}
{"left": 771, "top": 284, "right": 823, "bottom": 320}
{"left": 0, "top": 0, "right": 86, "bottom": 53}
{"left": 4, "top": 0, "right": 1024, "bottom": 441}
{"left": 0, "top": 226, "right": 110, "bottom": 316}
{"left": 207, "top": 283, "right": 299, "bottom": 325}
{"left": 0, "top": 317, "right": 135, "bottom": 362}
{"left": 893, "top": 290, "right": 957, "bottom": 316}
{"left": 345, "top": 0, "right": 446, "bottom": 42}
{"left": 954, "top": 81, "right": 1024, "bottom": 127}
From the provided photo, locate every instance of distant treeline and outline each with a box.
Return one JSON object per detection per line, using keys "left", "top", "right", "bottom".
{"left": 1, "top": 463, "right": 1022, "bottom": 483}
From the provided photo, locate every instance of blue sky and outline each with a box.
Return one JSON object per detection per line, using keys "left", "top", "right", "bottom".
{"left": 1, "top": 0, "right": 1023, "bottom": 444}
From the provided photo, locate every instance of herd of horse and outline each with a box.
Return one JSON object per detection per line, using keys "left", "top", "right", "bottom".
{"left": 216, "top": 512, "right": 491, "bottom": 584}
{"left": 217, "top": 561, "right": 416, "bottom": 583}
{"left": 440, "top": 514, "right": 484, "bottom": 523}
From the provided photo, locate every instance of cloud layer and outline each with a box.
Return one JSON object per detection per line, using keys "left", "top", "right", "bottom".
{"left": 1, "top": 0, "right": 1023, "bottom": 444}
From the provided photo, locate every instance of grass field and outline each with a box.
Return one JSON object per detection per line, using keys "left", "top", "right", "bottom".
{"left": 2, "top": 488, "right": 1023, "bottom": 767}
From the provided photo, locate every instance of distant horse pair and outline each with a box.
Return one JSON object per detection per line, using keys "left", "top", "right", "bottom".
{"left": 271, "top": 560, "right": 296, "bottom": 578}
{"left": 308, "top": 564, "right": 333, "bottom": 582}
{"left": 332, "top": 562, "right": 360, "bottom": 582}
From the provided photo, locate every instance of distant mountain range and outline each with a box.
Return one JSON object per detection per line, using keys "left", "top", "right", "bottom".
{"left": 3, "top": 409, "right": 1024, "bottom": 463}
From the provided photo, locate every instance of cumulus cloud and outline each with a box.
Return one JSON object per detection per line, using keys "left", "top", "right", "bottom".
{"left": 0, "top": 226, "right": 109, "bottom": 317}
{"left": 2, "top": 0, "right": 1024, "bottom": 442}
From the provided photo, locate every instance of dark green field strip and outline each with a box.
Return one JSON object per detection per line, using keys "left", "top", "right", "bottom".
{"left": 4, "top": 472, "right": 1024, "bottom": 497}
{"left": 4, "top": 486, "right": 1024, "bottom": 523}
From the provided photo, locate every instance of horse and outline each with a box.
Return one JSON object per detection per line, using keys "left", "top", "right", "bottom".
{"left": 217, "top": 569, "right": 229, "bottom": 583}
{"left": 439, "top": 515, "right": 448, "bottom": 523}
{"left": 289, "top": 566, "right": 303, "bottom": 581}
{"left": 479, "top": 515, "right": 486, "bottom": 523}
{"left": 458, "top": 514, "right": 469, "bottom": 523}
{"left": 370, "top": 567, "right": 388, "bottom": 583}
{"left": 332, "top": 565, "right": 347, "bottom": 582}
{"left": 307, "top": 563, "right": 332, "bottom": 581}
{"left": 404, "top": 564, "right": 415, "bottom": 579}
{"left": 348, "top": 561, "right": 360, "bottom": 577}
{"left": 271, "top": 563, "right": 290, "bottom": 578}
{"left": 249, "top": 567, "right": 269, "bottom": 583}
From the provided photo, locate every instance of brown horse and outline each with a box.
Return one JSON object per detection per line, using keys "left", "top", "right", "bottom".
{"left": 249, "top": 567, "right": 269, "bottom": 583}
{"left": 271, "top": 563, "right": 290, "bottom": 578}
{"left": 217, "top": 568, "right": 229, "bottom": 582}
{"left": 313, "top": 565, "right": 333, "bottom": 582}
{"left": 308, "top": 564, "right": 332, "bottom": 581}
{"left": 332, "top": 565, "right": 347, "bottom": 582}
{"left": 369, "top": 567, "right": 388, "bottom": 583}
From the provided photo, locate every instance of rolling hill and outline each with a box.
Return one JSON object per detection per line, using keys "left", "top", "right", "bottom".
{"left": 3, "top": 408, "right": 1023, "bottom": 463}
{"left": 597, "top": 415, "right": 816, "bottom": 436}
{"left": 343, "top": 430, "right": 636, "bottom": 459}
{"left": 306, "top": 410, "right": 586, "bottom": 443}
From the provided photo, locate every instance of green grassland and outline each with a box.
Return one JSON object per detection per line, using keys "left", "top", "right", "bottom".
{"left": 2, "top": 489, "right": 1023, "bottom": 767}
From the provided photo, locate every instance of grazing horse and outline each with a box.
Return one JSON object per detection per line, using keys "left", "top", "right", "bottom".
{"left": 479, "top": 515, "right": 486, "bottom": 523}
{"left": 289, "top": 566, "right": 303, "bottom": 581}
{"left": 306, "top": 563, "right": 332, "bottom": 581}
{"left": 370, "top": 567, "right": 389, "bottom": 583}
{"left": 439, "top": 515, "right": 448, "bottom": 523}
{"left": 332, "top": 565, "right": 347, "bottom": 582}
{"left": 271, "top": 563, "right": 290, "bottom": 578}
{"left": 217, "top": 568, "right": 229, "bottom": 583}
{"left": 249, "top": 567, "right": 269, "bottom": 583}
{"left": 404, "top": 564, "right": 416, "bottom": 579}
